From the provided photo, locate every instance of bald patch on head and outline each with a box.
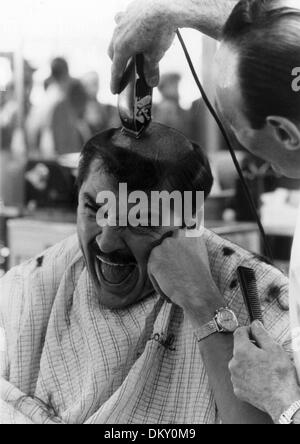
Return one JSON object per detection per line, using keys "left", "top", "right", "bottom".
{"left": 112, "top": 122, "right": 194, "bottom": 162}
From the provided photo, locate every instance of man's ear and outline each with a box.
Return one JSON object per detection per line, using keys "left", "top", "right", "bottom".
{"left": 266, "top": 116, "right": 300, "bottom": 151}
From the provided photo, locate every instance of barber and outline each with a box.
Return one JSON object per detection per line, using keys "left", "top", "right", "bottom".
{"left": 109, "top": 0, "right": 300, "bottom": 424}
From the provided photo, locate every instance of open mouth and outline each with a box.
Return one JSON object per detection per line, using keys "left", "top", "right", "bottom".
{"left": 95, "top": 255, "right": 137, "bottom": 286}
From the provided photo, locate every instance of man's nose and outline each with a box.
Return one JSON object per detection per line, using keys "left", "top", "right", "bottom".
{"left": 96, "top": 226, "right": 125, "bottom": 254}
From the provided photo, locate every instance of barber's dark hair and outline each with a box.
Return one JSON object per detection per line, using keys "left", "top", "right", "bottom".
{"left": 77, "top": 124, "right": 213, "bottom": 215}
{"left": 223, "top": 0, "right": 300, "bottom": 129}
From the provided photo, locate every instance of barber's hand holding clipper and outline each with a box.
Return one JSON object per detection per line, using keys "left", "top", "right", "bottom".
{"left": 109, "top": 0, "right": 236, "bottom": 94}
{"left": 109, "top": 0, "right": 177, "bottom": 94}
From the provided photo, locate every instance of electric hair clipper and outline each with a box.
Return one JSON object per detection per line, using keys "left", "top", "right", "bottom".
{"left": 118, "top": 54, "right": 153, "bottom": 139}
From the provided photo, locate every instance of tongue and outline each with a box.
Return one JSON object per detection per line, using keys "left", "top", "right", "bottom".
{"left": 100, "top": 263, "right": 135, "bottom": 284}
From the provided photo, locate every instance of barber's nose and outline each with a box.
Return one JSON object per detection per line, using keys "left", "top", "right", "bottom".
{"left": 96, "top": 226, "right": 125, "bottom": 254}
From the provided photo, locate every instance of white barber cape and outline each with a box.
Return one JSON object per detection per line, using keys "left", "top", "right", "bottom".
{"left": 290, "top": 205, "right": 300, "bottom": 380}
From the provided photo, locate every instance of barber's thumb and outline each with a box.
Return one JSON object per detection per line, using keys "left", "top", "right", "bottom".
{"left": 251, "top": 321, "right": 277, "bottom": 351}
{"left": 143, "top": 56, "right": 160, "bottom": 88}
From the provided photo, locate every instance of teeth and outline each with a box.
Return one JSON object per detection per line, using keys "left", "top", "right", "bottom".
{"left": 96, "top": 259, "right": 136, "bottom": 285}
{"left": 96, "top": 256, "right": 134, "bottom": 268}
{"left": 96, "top": 256, "right": 123, "bottom": 267}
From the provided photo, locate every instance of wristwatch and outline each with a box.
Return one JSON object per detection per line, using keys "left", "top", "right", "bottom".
{"left": 279, "top": 400, "right": 300, "bottom": 424}
{"left": 194, "top": 307, "right": 239, "bottom": 342}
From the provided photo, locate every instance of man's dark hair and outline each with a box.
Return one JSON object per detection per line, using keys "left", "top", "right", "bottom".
{"left": 223, "top": 0, "right": 300, "bottom": 129}
{"left": 77, "top": 123, "right": 213, "bottom": 214}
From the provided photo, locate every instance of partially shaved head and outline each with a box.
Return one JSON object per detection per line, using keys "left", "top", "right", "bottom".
{"left": 111, "top": 122, "right": 194, "bottom": 161}
{"left": 78, "top": 122, "right": 213, "bottom": 200}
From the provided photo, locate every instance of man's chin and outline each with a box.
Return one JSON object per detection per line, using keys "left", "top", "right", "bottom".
{"left": 90, "top": 268, "right": 150, "bottom": 310}
{"left": 99, "top": 289, "right": 142, "bottom": 310}
{"left": 99, "top": 278, "right": 156, "bottom": 310}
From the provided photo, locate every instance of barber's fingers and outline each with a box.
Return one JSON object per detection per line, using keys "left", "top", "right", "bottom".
{"left": 232, "top": 326, "right": 265, "bottom": 362}
{"left": 109, "top": 49, "right": 160, "bottom": 93}
{"left": 233, "top": 326, "right": 253, "bottom": 352}
{"left": 108, "top": 39, "right": 114, "bottom": 61}
{"left": 108, "top": 25, "right": 118, "bottom": 61}
{"left": 108, "top": 12, "right": 125, "bottom": 60}
{"left": 111, "top": 50, "right": 133, "bottom": 95}
{"left": 233, "top": 323, "right": 281, "bottom": 357}
{"left": 143, "top": 54, "right": 160, "bottom": 88}
{"left": 250, "top": 321, "right": 280, "bottom": 352}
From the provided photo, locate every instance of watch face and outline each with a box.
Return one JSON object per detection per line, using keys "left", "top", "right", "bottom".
{"left": 217, "top": 309, "right": 239, "bottom": 332}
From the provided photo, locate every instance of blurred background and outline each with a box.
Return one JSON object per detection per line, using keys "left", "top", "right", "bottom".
{"left": 1, "top": 0, "right": 299, "bottom": 277}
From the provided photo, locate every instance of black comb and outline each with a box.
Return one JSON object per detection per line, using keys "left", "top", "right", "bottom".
{"left": 237, "top": 266, "right": 264, "bottom": 325}
{"left": 118, "top": 54, "right": 153, "bottom": 139}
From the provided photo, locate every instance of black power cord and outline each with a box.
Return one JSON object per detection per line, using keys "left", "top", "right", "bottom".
{"left": 177, "top": 30, "right": 273, "bottom": 261}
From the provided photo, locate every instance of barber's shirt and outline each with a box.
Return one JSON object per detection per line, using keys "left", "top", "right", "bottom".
{"left": 290, "top": 205, "right": 300, "bottom": 379}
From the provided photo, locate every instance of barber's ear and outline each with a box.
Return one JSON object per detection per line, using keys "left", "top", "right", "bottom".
{"left": 267, "top": 116, "right": 300, "bottom": 151}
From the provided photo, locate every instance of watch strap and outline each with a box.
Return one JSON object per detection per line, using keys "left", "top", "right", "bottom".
{"left": 194, "top": 319, "right": 219, "bottom": 342}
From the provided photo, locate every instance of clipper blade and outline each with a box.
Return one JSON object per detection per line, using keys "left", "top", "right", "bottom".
{"left": 118, "top": 54, "right": 153, "bottom": 139}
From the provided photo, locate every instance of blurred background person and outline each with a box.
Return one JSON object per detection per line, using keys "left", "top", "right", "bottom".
{"left": 154, "top": 73, "right": 190, "bottom": 137}
{"left": 44, "top": 57, "right": 71, "bottom": 93}
{"left": 28, "top": 57, "right": 91, "bottom": 157}
{"left": 1, "top": 60, "right": 35, "bottom": 153}
{"left": 0, "top": 81, "right": 16, "bottom": 152}
{"left": 27, "top": 57, "right": 71, "bottom": 157}
{"left": 51, "top": 78, "right": 91, "bottom": 155}
{"left": 0, "top": 59, "right": 35, "bottom": 209}
{"left": 81, "top": 71, "right": 119, "bottom": 135}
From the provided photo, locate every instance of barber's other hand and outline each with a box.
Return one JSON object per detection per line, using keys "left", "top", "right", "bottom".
{"left": 108, "top": 0, "right": 177, "bottom": 94}
{"left": 148, "top": 233, "right": 224, "bottom": 328}
{"left": 230, "top": 322, "right": 300, "bottom": 423}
